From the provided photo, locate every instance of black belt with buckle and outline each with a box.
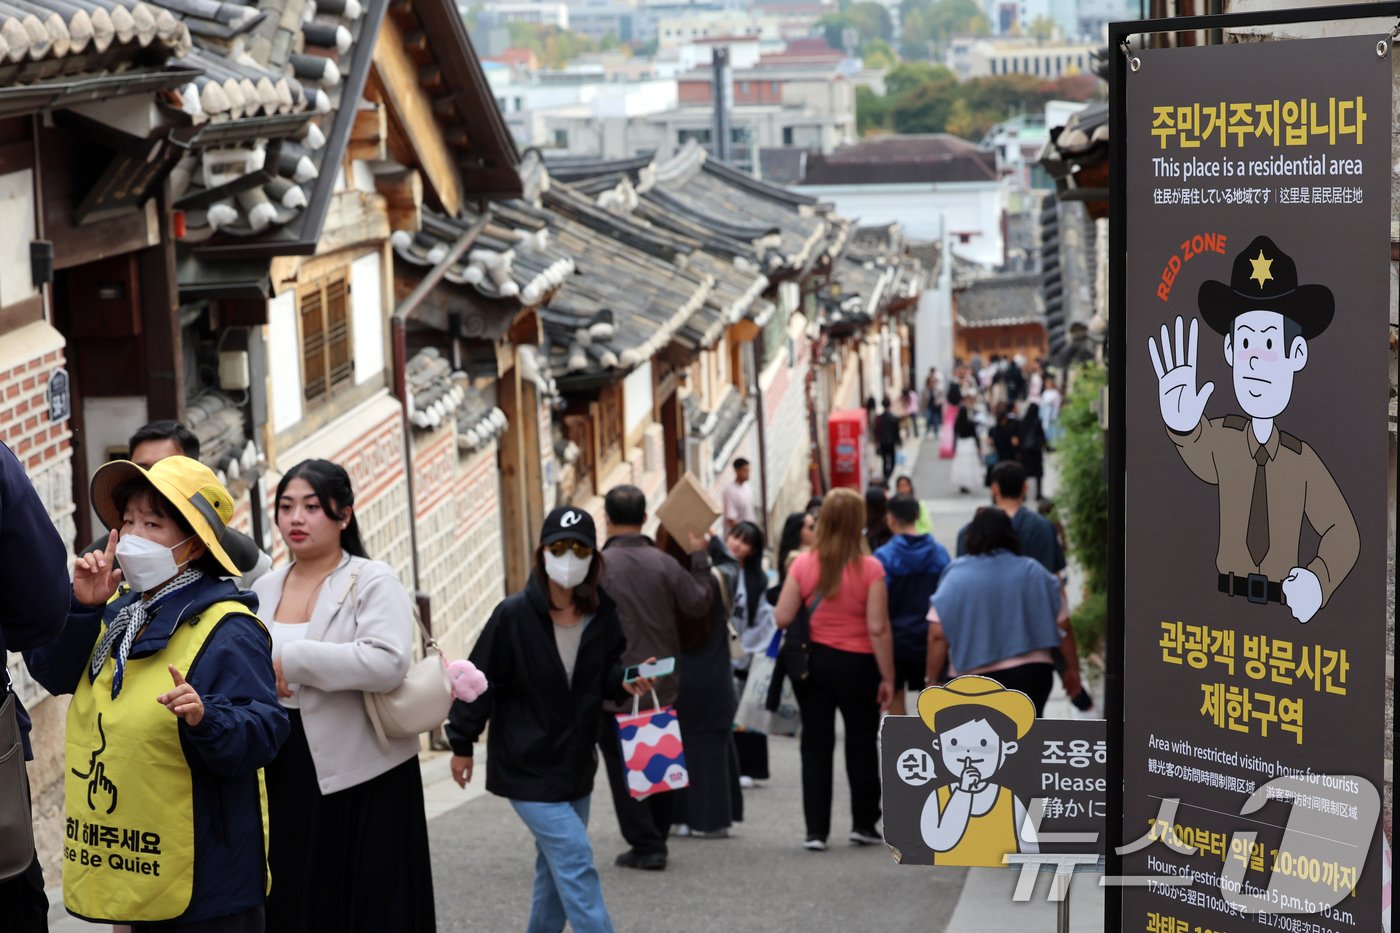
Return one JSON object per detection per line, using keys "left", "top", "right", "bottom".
{"left": 1218, "top": 572, "right": 1282, "bottom": 605}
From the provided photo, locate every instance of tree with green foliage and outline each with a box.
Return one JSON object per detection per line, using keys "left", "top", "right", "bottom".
{"left": 884, "top": 61, "right": 954, "bottom": 99}
{"left": 899, "top": 0, "right": 988, "bottom": 59}
{"left": 1026, "top": 15, "right": 1057, "bottom": 41}
{"left": 890, "top": 77, "right": 958, "bottom": 134}
{"left": 855, "top": 85, "right": 891, "bottom": 134}
{"left": 862, "top": 38, "right": 898, "bottom": 69}
{"left": 1056, "top": 362, "right": 1109, "bottom": 658}
{"left": 818, "top": 1, "right": 893, "bottom": 55}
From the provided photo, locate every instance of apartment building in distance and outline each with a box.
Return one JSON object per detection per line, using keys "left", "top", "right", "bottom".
{"left": 947, "top": 35, "right": 1100, "bottom": 80}
{"left": 490, "top": 37, "right": 858, "bottom": 172}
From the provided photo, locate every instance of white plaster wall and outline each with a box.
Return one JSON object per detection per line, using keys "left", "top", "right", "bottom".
{"left": 799, "top": 182, "right": 1007, "bottom": 268}
{"left": 267, "top": 291, "right": 303, "bottom": 433}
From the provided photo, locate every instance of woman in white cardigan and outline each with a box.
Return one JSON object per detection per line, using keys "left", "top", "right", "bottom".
{"left": 252, "top": 459, "right": 435, "bottom": 932}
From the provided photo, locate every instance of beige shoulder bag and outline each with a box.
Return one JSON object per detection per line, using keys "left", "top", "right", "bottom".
{"left": 342, "top": 573, "right": 455, "bottom": 751}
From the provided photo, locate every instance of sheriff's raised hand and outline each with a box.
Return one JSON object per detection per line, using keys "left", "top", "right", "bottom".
{"left": 74, "top": 530, "right": 123, "bottom": 607}
{"left": 1148, "top": 316, "right": 1215, "bottom": 434}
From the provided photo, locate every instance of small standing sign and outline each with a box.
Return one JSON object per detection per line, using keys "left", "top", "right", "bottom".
{"left": 880, "top": 675, "right": 1106, "bottom": 867}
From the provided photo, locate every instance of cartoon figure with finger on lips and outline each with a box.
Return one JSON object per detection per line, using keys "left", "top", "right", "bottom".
{"left": 918, "top": 675, "right": 1040, "bottom": 865}
{"left": 1147, "top": 234, "right": 1359, "bottom": 624}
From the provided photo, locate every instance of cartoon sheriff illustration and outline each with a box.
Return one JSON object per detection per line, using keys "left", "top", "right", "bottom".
{"left": 918, "top": 675, "right": 1040, "bottom": 865}
{"left": 1147, "top": 235, "right": 1358, "bottom": 624}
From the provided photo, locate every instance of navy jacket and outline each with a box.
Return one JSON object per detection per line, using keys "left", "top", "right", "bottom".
{"left": 0, "top": 441, "right": 71, "bottom": 757}
{"left": 874, "top": 533, "right": 951, "bottom": 659}
{"left": 26, "top": 574, "right": 288, "bottom": 922}
{"left": 446, "top": 574, "right": 629, "bottom": 802}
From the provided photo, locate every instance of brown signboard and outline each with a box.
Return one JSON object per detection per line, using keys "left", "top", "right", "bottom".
{"left": 1123, "top": 35, "right": 1390, "bottom": 932}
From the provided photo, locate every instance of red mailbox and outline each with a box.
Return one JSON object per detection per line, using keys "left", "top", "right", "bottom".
{"left": 828, "top": 409, "right": 867, "bottom": 491}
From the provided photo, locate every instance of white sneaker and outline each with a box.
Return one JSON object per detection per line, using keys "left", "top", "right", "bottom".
{"left": 673, "top": 824, "right": 691, "bottom": 837}
{"left": 803, "top": 838, "right": 828, "bottom": 851}
{"left": 739, "top": 776, "right": 756, "bottom": 789}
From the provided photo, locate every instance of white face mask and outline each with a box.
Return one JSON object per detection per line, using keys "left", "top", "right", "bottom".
{"left": 116, "top": 535, "right": 194, "bottom": 593}
{"left": 543, "top": 550, "right": 592, "bottom": 589}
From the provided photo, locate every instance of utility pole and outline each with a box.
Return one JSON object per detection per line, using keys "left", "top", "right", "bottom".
{"left": 712, "top": 45, "right": 732, "bottom": 163}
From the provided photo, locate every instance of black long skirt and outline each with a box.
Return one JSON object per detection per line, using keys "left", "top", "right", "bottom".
{"left": 673, "top": 730, "right": 743, "bottom": 833}
{"left": 265, "top": 710, "right": 436, "bottom": 932}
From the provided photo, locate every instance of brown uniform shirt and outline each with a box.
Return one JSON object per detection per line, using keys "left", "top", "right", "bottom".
{"left": 1167, "top": 415, "right": 1358, "bottom": 607}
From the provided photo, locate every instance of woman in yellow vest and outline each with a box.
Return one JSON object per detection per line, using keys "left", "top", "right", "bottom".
{"left": 25, "top": 457, "right": 288, "bottom": 931}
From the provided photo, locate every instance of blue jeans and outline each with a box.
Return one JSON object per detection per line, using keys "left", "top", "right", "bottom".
{"left": 510, "top": 796, "right": 616, "bottom": 933}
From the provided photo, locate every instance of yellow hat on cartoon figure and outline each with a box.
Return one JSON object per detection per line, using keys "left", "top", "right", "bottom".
{"left": 90, "top": 456, "right": 240, "bottom": 577}
{"left": 917, "top": 675, "right": 1037, "bottom": 740}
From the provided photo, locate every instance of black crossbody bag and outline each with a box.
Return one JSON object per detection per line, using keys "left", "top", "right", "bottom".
{"left": 779, "top": 592, "right": 824, "bottom": 683}
{"left": 1, "top": 669, "right": 35, "bottom": 880}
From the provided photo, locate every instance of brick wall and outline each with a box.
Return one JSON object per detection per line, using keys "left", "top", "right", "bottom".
{"left": 410, "top": 426, "right": 507, "bottom": 661}
{"left": 0, "top": 321, "right": 75, "bottom": 550}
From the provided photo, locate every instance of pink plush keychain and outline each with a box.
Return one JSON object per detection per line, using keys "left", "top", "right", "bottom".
{"left": 446, "top": 659, "right": 488, "bottom": 701}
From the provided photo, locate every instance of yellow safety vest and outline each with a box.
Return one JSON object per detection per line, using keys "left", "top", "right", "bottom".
{"left": 63, "top": 600, "right": 270, "bottom": 923}
{"left": 933, "top": 784, "right": 1019, "bottom": 867}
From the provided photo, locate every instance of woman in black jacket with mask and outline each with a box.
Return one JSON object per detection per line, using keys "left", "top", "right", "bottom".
{"left": 447, "top": 507, "right": 652, "bottom": 933}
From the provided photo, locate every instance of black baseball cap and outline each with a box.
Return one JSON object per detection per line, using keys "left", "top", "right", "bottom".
{"left": 541, "top": 506, "right": 596, "bottom": 549}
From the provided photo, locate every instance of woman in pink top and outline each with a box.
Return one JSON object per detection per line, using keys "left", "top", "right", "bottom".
{"left": 774, "top": 488, "right": 896, "bottom": 851}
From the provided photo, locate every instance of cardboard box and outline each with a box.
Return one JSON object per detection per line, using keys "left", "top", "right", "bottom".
{"left": 655, "top": 471, "right": 721, "bottom": 544}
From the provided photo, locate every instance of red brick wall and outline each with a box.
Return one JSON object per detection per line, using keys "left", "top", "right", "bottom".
{"left": 678, "top": 78, "right": 785, "bottom": 106}
{"left": 1, "top": 347, "right": 72, "bottom": 473}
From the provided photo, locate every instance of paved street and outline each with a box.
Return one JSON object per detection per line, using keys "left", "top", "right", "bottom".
{"left": 51, "top": 433, "right": 1104, "bottom": 933}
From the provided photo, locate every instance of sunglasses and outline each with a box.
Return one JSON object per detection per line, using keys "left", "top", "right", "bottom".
{"left": 546, "top": 540, "right": 594, "bottom": 559}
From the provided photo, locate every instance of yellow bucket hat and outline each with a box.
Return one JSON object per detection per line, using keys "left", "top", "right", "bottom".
{"left": 916, "top": 674, "right": 1037, "bottom": 741}
{"left": 90, "top": 456, "right": 240, "bottom": 577}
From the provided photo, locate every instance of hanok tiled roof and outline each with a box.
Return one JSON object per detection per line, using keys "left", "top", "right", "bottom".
{"left": 1038, "top": 100, "right": 1108, "bottom": 215}
{"left": 394, "top": 208, "right": 575, "bottom": 308}
{"left": 802, "top": 134, "right": 998, "bottom": 187}
{"left": 185, "top": 390, "right": 259, "bottom": 491}
{"left": 0, "top": 0, "right": 198, "bottom": 117}
{"left": 164, "top": 0, "right": 381, "bottom": 247}
{"left": 0, "top": 0, "right": 192, "bottom": 73}
{"left": 955, "top": 272, "right": 1045, "bottom": 328}
{"left": 757, "top": 146, "right": 812, "bottom": 186}
{"left": 540, "top": 156, "right": 776, "bottom": 331}
{"left": 650, "top": 141, "right": 830, "bottom": 277}
{"left": 396, "top": 165, "right": 716, "bottom": 385}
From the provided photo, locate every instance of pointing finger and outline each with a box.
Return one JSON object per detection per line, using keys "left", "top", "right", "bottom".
{"left": 104, "top": 529, "right": 118, "bottom": 565}
{"left": 168, "top": 665, "right": 187, "bottom": 687}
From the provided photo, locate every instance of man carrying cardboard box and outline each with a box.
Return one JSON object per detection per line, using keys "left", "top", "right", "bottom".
{"left": 598, "top": 485, "right": 713, "bottom": 872}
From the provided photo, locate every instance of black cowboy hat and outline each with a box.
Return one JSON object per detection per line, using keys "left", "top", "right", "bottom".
{"left": 1198, "top": 235, "right": 1334, "bottom": 339}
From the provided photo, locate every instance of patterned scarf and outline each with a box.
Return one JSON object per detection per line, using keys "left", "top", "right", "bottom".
{"left": 90, "top": 570, "right": 203, "bottom": 699}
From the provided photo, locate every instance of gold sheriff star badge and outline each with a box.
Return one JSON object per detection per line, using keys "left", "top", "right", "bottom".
{"left": 1249, "top": 250, "right": 1274, "bottom": 289}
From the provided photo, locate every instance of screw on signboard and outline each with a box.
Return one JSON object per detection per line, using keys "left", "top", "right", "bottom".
{"left": 1120, "top": 37, "right": 1141, "bottom": 73}
{"left": 1381, "top": 19, "right": 1400, "bottom": 57}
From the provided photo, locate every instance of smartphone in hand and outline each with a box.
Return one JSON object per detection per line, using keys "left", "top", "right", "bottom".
{"left": 623, "top": 657, "right": 676, "bottom": 683}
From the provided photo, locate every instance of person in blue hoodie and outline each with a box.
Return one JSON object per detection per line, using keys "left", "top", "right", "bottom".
{"left": 874, "top": 493, "right": 950, "bottom": 716}
{"left": 26, "top": 456, "right": 287, "bottom": 932}
{"left": 1, "top": 440, "right": 71, "bottom": 931}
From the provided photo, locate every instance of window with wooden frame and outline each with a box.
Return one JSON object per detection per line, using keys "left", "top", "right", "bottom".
{"left": 298, "top": 271, "right": 353, "bottom": 403}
